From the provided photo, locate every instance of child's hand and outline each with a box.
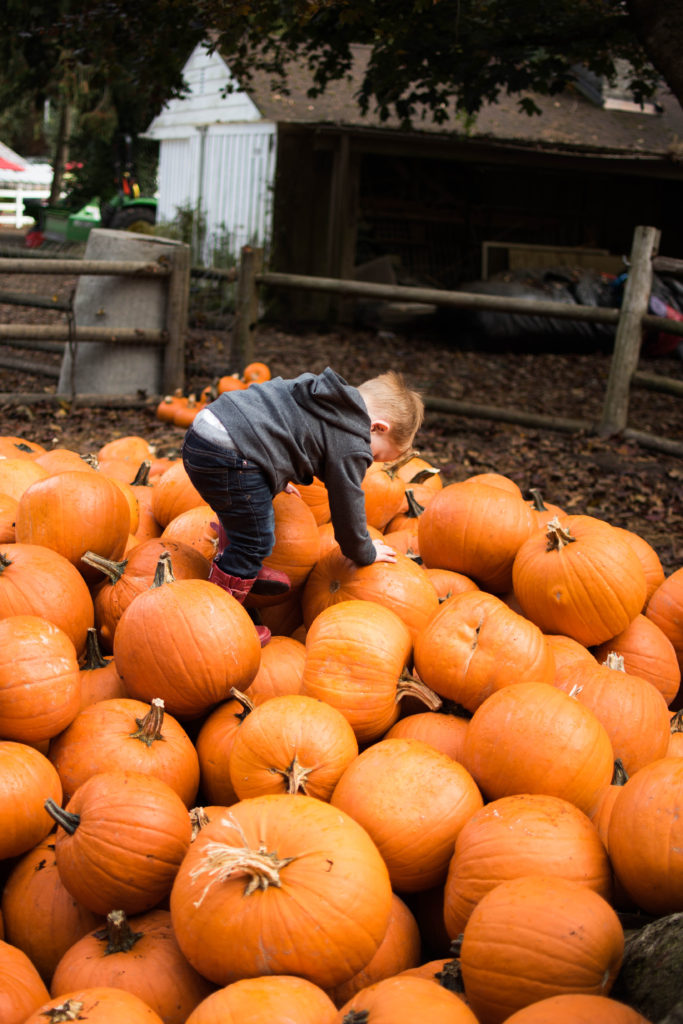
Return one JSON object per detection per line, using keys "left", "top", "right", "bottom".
{"left": 372, "top": 538, "right": 397, "bottom": 564}
{"left": 284, "top": 482, "right": 300, "bottom": 496}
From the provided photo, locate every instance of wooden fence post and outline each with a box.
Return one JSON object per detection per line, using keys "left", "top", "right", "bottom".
{"left": 163, "top": 242, "right": 190, "bottom": 394}
{"left": 231, "top": 246, "right": 262, "bottom": 373}
{"left": 599, "top": 225, "right": 661, "bottom": 436}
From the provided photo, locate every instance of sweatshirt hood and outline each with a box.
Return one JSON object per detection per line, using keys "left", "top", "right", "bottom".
{"left": 290, "top": 367, "right": 370, "bottom": 441}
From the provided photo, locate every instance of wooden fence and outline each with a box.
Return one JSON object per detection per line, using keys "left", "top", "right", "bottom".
{"left": 231, "top": 227, "right": 683, "bottom": 457}
{"left": 0, "top": 224, "right": 682, "bottom": 455}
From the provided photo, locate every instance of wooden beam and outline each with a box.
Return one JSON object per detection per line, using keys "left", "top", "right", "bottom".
{"left": 0, "top": 324, "right": 166, "bottom": 344}
{"left": 231, "top": 246, "right": 262, "bottom": 373}
{"left": 0, "top": 257, "right": 171, "bottom": 276}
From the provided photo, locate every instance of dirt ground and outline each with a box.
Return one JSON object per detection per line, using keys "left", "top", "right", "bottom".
{"left": 1, "top": 245, "right": 682, "bottom": 576}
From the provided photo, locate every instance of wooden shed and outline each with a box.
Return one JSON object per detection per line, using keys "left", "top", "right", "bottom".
{"left": 146, "top": 42, "right": 683, "bottom": 321}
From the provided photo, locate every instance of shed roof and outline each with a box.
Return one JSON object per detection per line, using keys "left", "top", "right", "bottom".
{"left": 237, "top": 43, "right": 683, "bottom": 162}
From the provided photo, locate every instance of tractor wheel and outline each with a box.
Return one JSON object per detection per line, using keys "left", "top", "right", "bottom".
{"left": 109, "top": 206, "right": 156, "bottom": 234}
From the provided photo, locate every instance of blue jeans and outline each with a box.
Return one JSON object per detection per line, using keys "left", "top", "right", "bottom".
{"left": 181, "top": 428, "right": 275, "bottom": 580}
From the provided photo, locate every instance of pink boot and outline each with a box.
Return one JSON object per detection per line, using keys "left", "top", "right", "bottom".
{"left": 208, "top": 562, "right": 271, "bottom": 646}
{"left": 210, "top": 521, "right": 291, "bottom": 596}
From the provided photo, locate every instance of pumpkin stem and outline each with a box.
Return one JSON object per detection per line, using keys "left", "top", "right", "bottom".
{"left": 439, "top": 698, "right": 473, "bottom": 720}
{"left": 396, "top": 671, "right": 443, "bottom": 711}
{"left": 435, "top": 934, "right": 466, "bottom": 993}
{"left": 409, "top": 466, "right": 441, "bottom": 485}
{"left": 80, "top": 550, "right": 128, "bottom": 585}
{"left": 39, "top": 1000, "right": 84, "bottom": 1022}
{"left": 44, "top": 798, "right": 80, "bottom": 835}
{"left": 93, "top": 909, "right": 143, "bottom": 954}
{"left": 276, "top": 755, "right": 312, "bottom": 795}
{"left": 528, "top": 488, "right": 549, "bottom": 511}
{"left": 342, "top": 1012, "right": 370, "bottom": 1024}
{"left": 388, "top": 448, "right": 420, "bottom": 473}
{"left": 82, "top": 627, "right": 110, "bottom": 670}
{"left": 190, "top": 806, "right": 213, "bottom": 841}
{"left": 151, "top": 551, "right": 176, "bottom": 588}
{"left": 670, "top": 709, "right": 683, "bottom": 734}
{"left": 0, "top": 552, "right": 12, "bottom": 574}
{"left": 189, "top": 811, "right": 297, "bottom": 904}
{"left": 603, "top": 652, "right": 626, "bottom": 672}
{"left": 403, "top": 488, "right": 425, "bottom": 519}
{"left": 545, "top": 516, "right": 576, "bottom": 552}
{"left": 131, "top": 459, "right": 152, "bottom": 487}
{"left": 229, "top": 686, "right": 255, "bottom": 720}
{"left": 81, "top": 452, "right": 99, "bottom": 469}
{"left": 129, "top": 698, "right": 166, "bottom": 747}
{"left": 611, "top": 758, "right": 629, "bottom": 785}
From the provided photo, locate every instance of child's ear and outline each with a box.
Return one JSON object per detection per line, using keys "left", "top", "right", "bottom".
{"left": 370, "top": 419, "right": 390, "bottom": 433}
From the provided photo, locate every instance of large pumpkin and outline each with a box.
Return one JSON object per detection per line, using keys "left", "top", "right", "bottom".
{"left": 301, "top": 599, "right": 414, "bottom": 744}
{"left": 512, "top": 515, "right": 647, "bottom": 646}
{"left": 15, "top": 470, "right": 131, "bottom": 584}
{"left": 0, "top": 542, "right": 94, "bottom": 658}
{"left": 459, "top": 875, "right": 624, "bottom": 1024}
{"left": 21, "top": 987, "right": 165, "bottom": 1024}
{"left": 185, "top": 975, "right": 337, "bottom": 1024}
{"left": 302, "top": 546, "right": 439, "bottom": 642}
{"left": 413, "top": 589, "right": 555, "bottom": 712}
{"left": 418, "top": 479, "right": 535, "bottom": 593}
{"left": 0, "top": 938, "right": 50, "bottom": 1024}
{"left": 461, "top": 681, "right": 614, "bottom": 816}
{"left": 47, "top": 769, "right": 192, "bottom": 916}
{"left": 112, "top": 557, "right": 261, "bottom": 719}
{"left": 331, "top": 737, "right": 483, "bottom": 892}
{"left": 169, "top": 793, "right": 393, "bottom": 989}
{"left": 646, "top": 567, "right": 683, "bottom": 674}
{"left": 594, "top": 614, "right": 681, "bottom": 707}
{"left": 443, "top": 792, "right": 613, "bottom": 939}
{"left": 0, "top": 741, "right": 63, "bottom": 860}
{"left": 502, "top": 992, "right": 651, "bottom": 1023}
{"left": 608, "top": 756, "right": 683, "bottom": 914}
{"left": 0, "top": 615, "right": 80, "bottom": 745}
{"left": 246, "top": 491, "right": 320, "bottom": 608}
{"left": 334, "top": 974, "right": 479, "bottom": 1023}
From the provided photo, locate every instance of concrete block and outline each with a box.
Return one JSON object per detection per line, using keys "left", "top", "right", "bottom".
{"left": 58, "top": 229, "right": 183, "bottom": 395}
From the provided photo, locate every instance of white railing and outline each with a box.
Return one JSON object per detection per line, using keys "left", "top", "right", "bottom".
{"left": 0, "top": 187, "right": 50, "bottom": 228}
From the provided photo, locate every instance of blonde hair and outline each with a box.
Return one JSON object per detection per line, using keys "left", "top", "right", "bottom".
{"left": 357, "top": 370, "right": 424, "bottom": 452}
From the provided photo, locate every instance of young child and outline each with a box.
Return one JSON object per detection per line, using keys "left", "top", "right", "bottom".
{"left": 181, "top": 366, "right": 424, "bottom": 645}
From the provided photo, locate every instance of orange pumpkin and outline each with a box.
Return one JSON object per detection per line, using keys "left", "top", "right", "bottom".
{"left": 384, "top": 708, "right": 470, "bottom": 762}
{"left": 443, "top": 792, "right": 613, "bottom": 940}
{"left": 594, "top": 614, "right": 681, "bottom": 707}
{"left": 614, "top": 525, "right": 666, "bottom": 607}
{"left": 21, "top": 987, "right": 165, "bottom": 1024}
{"left": 49, "top": 909, "right": 214, "bottom": 1024}
{"left": 0, "top": 493, "right": 18, "bottom": 542}
{"left": 459, "top": 876, "right": 624, "bottom": 1023}
{"left": 0, "top": 938, "right": 50, "bottom": 1024}
{"left": 646, "top": 567, "right": 683, "bottom": 675}
{"left": 47, "top": 769, "right": 192, "bottom": 916}
{"left": 150, "top": 460, "right": 204, "bottom": 528}
{"left": 97, "top": 435, "right": 154, "bottom": 466}
{"left": 169, "top": 793, "right": 393, "bottom": 989}
{"left": 243, "top": 634, "right": 305, "bottom": 702}
{"left": 335, "top": 974, "right": 478, "bottom": 1023}
{"left": 0, "top": 457, "right": 49, "bottom": 501}
{"left": 185, "top": 975, "right": 336, "bottom": 1024}
{"left": 503, "top": 993, "right": 652, "bottom": 1023}
{"left": 1, "top": 836, "right": 102, "bottom": 987}
{"left": 331, "top": 737, "right": 483, "bottom": 892}
{"left": 242, "top": 360, "right": 271, "bottom": 384}
{"left": 0, "top": 435, "right": 45, "bottom": 459}
{"left": 195, "top": 690, "right": 253, "bottom": 807}
{"left": 362, "top": 462, "right": 407, "bottom": 530}
{"left": 246, "top": 491, "right": 320, "bottom": 607}
{"left": 0, "top": 741, "right": 63, "bottom": 860}
{"left": 161, "top": 504, "right": 218, "bottom": 561}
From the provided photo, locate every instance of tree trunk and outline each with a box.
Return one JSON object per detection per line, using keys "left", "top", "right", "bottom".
{"left": 627, "top": 0, "right": 683, "bottom": 109}
{"left": 49, "top": 99, "right": 72, "bottom": 205}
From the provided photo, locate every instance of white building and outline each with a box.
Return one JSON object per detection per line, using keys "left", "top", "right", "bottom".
{"left": 144, "top": 43, "right": 277, "bottom": 262}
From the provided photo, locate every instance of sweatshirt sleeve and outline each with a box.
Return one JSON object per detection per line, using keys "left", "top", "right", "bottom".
{"left": 323, "top": 452, "right": 376, "bottom": 565}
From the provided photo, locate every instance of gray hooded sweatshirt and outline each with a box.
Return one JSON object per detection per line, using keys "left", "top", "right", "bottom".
{"left": 204, "top": 367, "right": 376, "bottom": 565}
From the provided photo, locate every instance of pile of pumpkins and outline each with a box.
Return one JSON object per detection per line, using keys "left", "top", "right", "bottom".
{"left": 155, "top": 361, "right": 272, "bottom": 428}
{"left": 0, "top": 403, "right": 682, "bottom": 1024}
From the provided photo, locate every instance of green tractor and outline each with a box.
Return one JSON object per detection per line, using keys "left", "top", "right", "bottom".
{"left": 24, "top": 134, "right": 157, "bottom": 247}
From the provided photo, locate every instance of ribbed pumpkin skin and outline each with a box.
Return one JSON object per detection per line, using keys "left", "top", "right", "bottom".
{"left": 195, "top": 695, "right": 247, "bottom": 806}
{"left": 333, "top": 974, "right": 480, "bottom": 1024}
{"left": 0, "top": 542, "right": 94, "bottom": 657}
{"left": 243, "top": 634, "right": 305, "bottom": 701}
{"left": 302, "top": 547, "right": 439, "bottom": 642}
{"left": 229, "top": 694, "right": 358, "bottom": 801}
{"left": 15, "top": 470, "right": 131, "bottom": 584}
{"left": 53, "top": 770, "right": 192, "bottom": 916}
{"left": 0, "top": 938, "right": 51, "bottom": 1024}
{"left": 48, "top": 697, "right": 200, "bottom": 807}
{"left": 554, "top": 658, "right": 671, "bottom": 775}
{"left": 1, "top": 836, "right": 102, "bottom": 987}
{"left": 0, "top": 742, "right": 63, "bottom": 860}
{"left": 0, "top": 614, "right": 80, "bottom": 744}
{"left": 502, "top": 992, "right": 651, "bottom": 1023}
{"left": 246, "top": 491, "right": 320, "bottom": 608}
{"left": 361, "top": 463, "right": 407, "bottom": 530}
{"left": 150, "top": 460, "right": 203, "bottom": 527}
{"left": 0, "top": 457, "right": 49, "bottom": 500}
{"left": 161, "top": 504, "right": 218, "bottom": 561}
{"left": 608, "top": 757, "right": 683, "bottom": 914}
{"left": 512, "top": 515, "right": 647, "bottom": 646}
{"left": 615, "top": 526, "right": 666, "bottom": 606}
{"left": 413, "top": 590, "right": 555, "bottom": 712}
{"left": 418, "top": 480, "right": 535, "bottom": 593}
{"left": 384, "top": 710, "right": 469, "bottom": 762}
{"left": 113, "top": 578, "right": 261, "bottom": 719}
{"left": 331, "top": 737, "right": 483, "bottom": 892}
{"left": 49, "top": 909, "right": 214, "bottom": 1024}
{"left": 646, "top": 567, "right": 683, "bottom": 674}
{"left": 21, "top": 987, "right": 165, "bottom": 1024}
{"left": 170, "top": 793, "right": 393, "bottom": 989}
{"left": 595, "top": 614, "right": 681, "bottom": 707}
{"left": 327, "top": 893, "right": 422, "bottom": 1008}
{"left": 459, "top": 876, "right": 624, "bottom": 1024}
{"left": 461, "top": 681, "right": 614, "bottom": 816}
{"left": 301, "top": 599, "right": 413, "bottom": 744}
{"left": 443, "top": 793, "right": 613, "bottom": 939}
{"left": 185, "top": 975, "right": 337, "bottom": 1024}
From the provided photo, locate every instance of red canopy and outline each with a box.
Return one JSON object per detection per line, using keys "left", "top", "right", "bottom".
{"left": 0, "top": 155, "right": 25, "bottom": 171}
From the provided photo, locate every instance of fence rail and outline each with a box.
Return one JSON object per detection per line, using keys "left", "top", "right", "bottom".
{"left": 0, "top": 187, "right": 50, "bottom": 229}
